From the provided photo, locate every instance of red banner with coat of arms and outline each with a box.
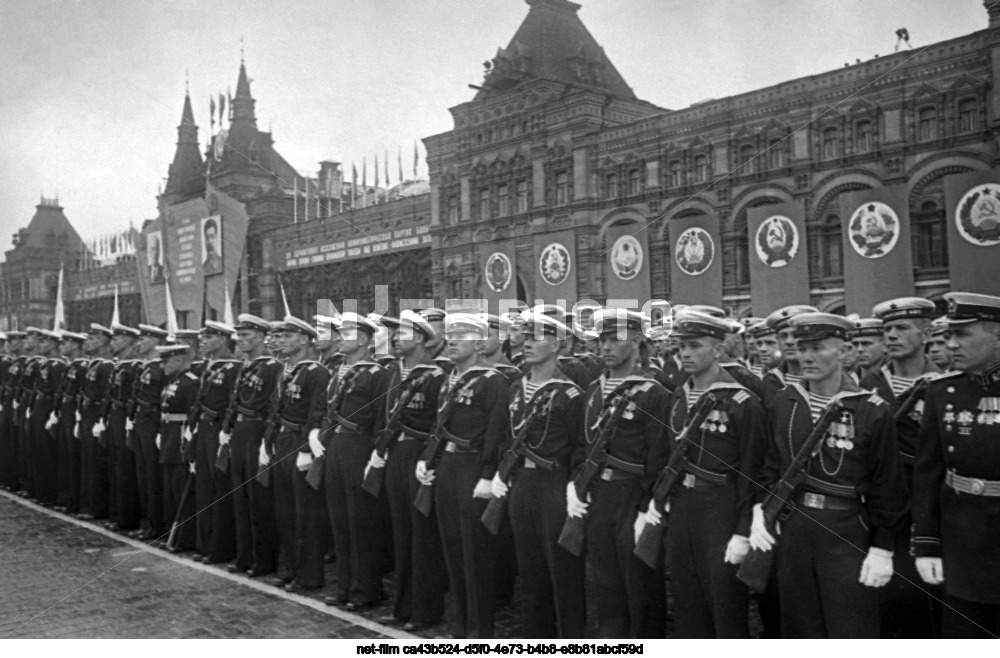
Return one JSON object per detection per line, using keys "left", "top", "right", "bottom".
{"left": 747, "top": 199, "right": 811, "bottom": 316}
{"left": 478, "top": 240, "right": 517, "bottom": 315}
{"left": 604, "top": 223, "right": 651, "bottom": 307}
{"left": 668, "top": 214, "right": 722, "bottom": 306}
{"left": 839, "top": 186, "right": 914, "bottom": 315}
{"left": 533, "top": 230, "right": 577, "bottom": 308}
{"left": 943, "top": 170, "right": 1000, "bottom": 295}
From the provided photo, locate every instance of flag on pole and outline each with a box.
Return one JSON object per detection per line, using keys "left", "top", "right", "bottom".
{"left": 53, "top": 263, "right": 66, "bottom": 331}
{"left": 374, "top": 153, "right": 380, "bottom": 203}
{"left": 223, "top": 278, "right": 235, "bottom": 327}
{"left": 413, "top": 141, "right": 419, "bottom": 179}
{"left": 111, "top": 283, "right": 121, "bottom": 326}
{"left": 164, "top": 266, "right": 179, "bottom": 335}
{"left": 398, "top": 147, "right": 404, "bottom": 184}
{"left": 293, "top": 177, "right": 298, "bottom": 224}
{"left": 210, "top": 95, "right": 216, "bottom": 131}
{"left": 226, "top": 87, "right": 232, "bottom": 121}
{"left": 351, "top": 161, "right": 357, "bottom": 209}
{"left": 304, "top": 176, "right": 310, "bottom": 222}
{"left": 219, "top": 92, "right": 226, "bottom": 126}
{"left": 362, "top": 157, "right": 368, "bottom": 208}
{"left": 384, "top": 150, "right": 389, "bottom": 200}
{"left": 279, "top": 277, "right": 291, "bottom": 317}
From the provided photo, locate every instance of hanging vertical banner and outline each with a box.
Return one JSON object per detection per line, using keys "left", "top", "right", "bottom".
{"left": 479, "top": 239, "right": 517, "bottom": 315}
{"left": 747, "top": 199, "right": 811, "bottom": 316}
{"left": 668, "top": 213, "right": 722, "bottom": 306}
{"left": 604, "top": 223, "right": 651, "bottom": 307}
{"left": 840, "top": 186, "right": 914, "bottom": 315}
{"left": 943, "top": 170, "right": 1000, "bottom": 294}
{"left": 533, "top": 229, "right": 577, "bottom": 307}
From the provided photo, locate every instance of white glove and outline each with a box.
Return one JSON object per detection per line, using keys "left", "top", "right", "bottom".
{"left": 724, "top": 535, "right": 751, "bottom": 565}
{"left": 491, "top": 472, "right": 509, "bottom": 498}
{"left": 296, "top": 451, "right": 313, "bottom": 471}
{"left": 219, "top": 431, "right": 232, "bottom": 447}
{"left": 368, "top": 449, "right": 386, "bottom": 470}
{"left": 566, "top": 481, "right": 589, "bottom": 519}
{"left": 183, "top": 426, "right": 193, "bottom": 442}
{"left": 25, "top": 408, "right": 32, "bottom": 420}
{"left": 74, "top": 422, "right": 80, "bottom": 439}
{"left": 915, "top": 557, "right": 945, "bottom": 585}
{"left": 92, "top": 420, "right": 106, "bottom": 437}
{"left": 748, "top": 503, "right": 777, "bottom": 551}
{"left": 633, "top": 511, "right": 647, "bottom": 544}
{"left": 125, "top": 418, "right": 134, "bottom": 433}
{"left": 75, "top": 411, "right": 82, "bottom": 423}
{"left": 154, "top": 433, "right": 161, "bottom": 450}
{"left": 188, "top": 461, "right": 196, "bottom": 474}
{"left": 13, "top": 400, "right": 20, "bottom": 410}
{"left": 307, "top": 428, "right": 324, "bottom": 458}
{"left": 415, "top": 460, "right": 435, "bottom": 486}
{"left": 46, "top": 412, "right": 59, "bottom": 430}
{"left": 644, "top": 498, "right": 664, "bottom": 526}
{"left": 859, "top": 547, "right": 893, "bottom": 588}
{"left": 258, "top": 443, "right": 271, "bottom": 467}
{"left": 472, "top": 478, "right": 492, "bottom": 499}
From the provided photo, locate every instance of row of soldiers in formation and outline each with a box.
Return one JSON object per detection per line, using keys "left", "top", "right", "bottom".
{"left": 0, "top": 292, "right": 998, "bottom": 640}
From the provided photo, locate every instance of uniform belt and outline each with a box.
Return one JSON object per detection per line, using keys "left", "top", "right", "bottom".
{"left": 135, "top": 398, "right": 160, "bottom": 410}
{"left": 333, "top": 413, "right": 359, "bottom": 432}
{"left": 523, "top": 447, "right": 563, "bottom": 472}
{"left": 802, "top": 474, "right": 857, "bottom": 499}
{"left": 899, "top": 451, "right": 916, "bottom": 466}
{"left": 604, "top": 454, "right": 644, "bottom": 474}
{"left": 235, "top": 405, "right": 262, "bottom": 419}
{"left": 161, "top": 413, "right": 187, "bottom": 423}
{"left": 199, "top": 405, "right": 221, "bottom": 421}
{"left": 442, "top": 429, "right": 474, "bottom": 452}
{"left": 110, "top": 399, "right": 127, "bottom": 409}
{"left": 598, "top": 466, "right": 638, "bottom": 482}
{"left": 681, "top": 461, "right": 733, "bottom": 488}
{"left": 236, "top": 412, "right": 263, "bottom": 423}
{"left": 946, "top": 470, "right": 1000, "bottom": 497}
{"left": 400, "top": 424, "right": 430, "bottom": 441}
{"left": 278, "top": 417, "right": 304, "bottom": 432}
{"left": 795, "top": 490, "right": 859, "bottom": 511}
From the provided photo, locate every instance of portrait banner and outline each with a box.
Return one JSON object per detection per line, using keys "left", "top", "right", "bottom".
{"left": 747, "top": 199, "right": 810, "bottom": 316}
{"left": 840, "top": 186, "right": 914, "bottom": 315}
{"left": 533, "top": 229, "right": 577, "bottom": 307}
{"left": 668, "top": 213, "right": 722, "bottom": 306}
{"left": 478, "top": 239, "right": 517, "bottom": 315}
{"left": 201, "top": 215, "right": 224, "bottom": 276}
{"left": 605, "top": 223, "right": 651, "bottom": 307}
{"left": 943, "top": 170, "right": 1000, "bottom": 294}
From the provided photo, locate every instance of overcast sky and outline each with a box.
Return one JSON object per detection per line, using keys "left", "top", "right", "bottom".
{"left": 0, "top": 0, "right": 987, "bottom": 244}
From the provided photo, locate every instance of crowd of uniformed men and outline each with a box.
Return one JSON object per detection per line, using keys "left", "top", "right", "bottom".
{"left": 0, "top": 292, "right": 998, "bottom": 639}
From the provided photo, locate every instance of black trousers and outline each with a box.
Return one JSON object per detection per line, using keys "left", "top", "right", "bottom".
{"left": 273, "top": 429, "right": 327, "bottom": 587}
{"left": 230, "top": 419, "right": 277, "bottom": 573}
{"left": 385, "top": 437, "right": 447, "bottom": 624}
{"left": 587, "top": 478, "right": 666, "bottom": 639}
{"left": 133, "top": 411, "right": 164, "bottom": 536}
{"left": 16, "top": 405, "right": 31, "bottom": 493}
{"left": 80, "top": 410, "right": 109, "bottom": 518}
{"left": 326, "top": 430, "right": 385, "bottom": 603}
{"left": 162, "top": 461, "right": 196, "bottom": 550}
{"left": 29, "top": 402, "right": 58, "bottom": 504}
{"left": 194, "top": 416, "right": 236, "bottom": 560}
{"left": 55, "top": 401, "right": 81, "bottom": 512}
{"left": 435, "top": 450, "right": 498, "bottom": 639}
{"left": 0, "top": 402, "right": 16, "bottom": 488}
{"left": 108, "top": 407, "right": 140, "bottom": 529}
{"left": 942, "top": 595, "right": 1000, "bottom": 638}
{"left": 777, "top": 506, "right": 879, "bottom": 638}
{"left": 880, "top": 521, "right": 942, "bottom": 638}
{"left": 509, "top": 464, "right": 586, "bottom": 639}
{"left": 667, "top": 483, "right": 749, "bottom": 638}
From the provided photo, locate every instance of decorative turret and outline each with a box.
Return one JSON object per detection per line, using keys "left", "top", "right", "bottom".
{"left": 163, "top": 91, "right": 205, "bottom": 202}
{"left": 231, "top": 58, "right": 257, "bottom": 127}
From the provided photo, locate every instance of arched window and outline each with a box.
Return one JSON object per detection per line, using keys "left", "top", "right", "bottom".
{"left": 822, "top": 127, "right": 839, "bottom": 158}
{"left": 628, "top": 168, "right": 642, "bottom": 195}
{"left": 958, "top": 98, "right": 978, "bottom": 133}
{"left": 912, "top": 199, "right": 949, "bottom": 269}
{"left": 918, "top": 107, "right": 937, "bottom": 141}
{"left": 693, "top": 155, "right": 708, "bottom": 183}
{"left": 606, "top": 173, "right": 618, "bottom": 198}
{"left": 820, "top": 213, "right": 843, "bottom": 278}
{"left": 669, "top": 160, "right": 683, "bottom": 187}
{"left": 855, "top": 120, "right": 873, "bottom": 153}
{"left": 739, "top": 144, "right": 756, "bottom": 174}
{"left": 479, "top": 188, "right": 491, "bottom": 219}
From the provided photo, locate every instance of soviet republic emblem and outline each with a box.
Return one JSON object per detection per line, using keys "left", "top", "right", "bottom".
{"left": 484, "top": 252, "right": 512, "bottom": 293}
{"left": 610, "top": 235, "right": 643, "bottom": 281}
{"left": 538, "top": 242, "right": 571, "bottom": 286}
{"left": 848, "top": 202, "right": 899, "bottom": 259}
{"left": 674, "top": 227, "right": 715, "bottom": 276}
{"left": 755, "top": 215, "right": 799, "bottom": 268}
{"left": 956, "top": 184, "right": 1000, "bottom": 246}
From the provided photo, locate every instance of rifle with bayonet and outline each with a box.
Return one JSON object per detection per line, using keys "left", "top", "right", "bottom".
{"left": 633, "top": 390, "right": 719, "bottom": 567}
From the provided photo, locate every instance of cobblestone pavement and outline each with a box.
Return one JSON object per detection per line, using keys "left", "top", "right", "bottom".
{"left": 0, "top": 493, "right": 397, "bottom": 639}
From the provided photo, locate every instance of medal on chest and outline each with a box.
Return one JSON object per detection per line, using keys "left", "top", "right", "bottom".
{"left": 824, "top": 411, "right": 855, "bottom": 451}
{"left": 700, "top": 408, "right": 728, "bottom": 433}
{"left": 956, "top": 409, "right": 976, "bottom": 436}
{"left": 976, "top": 397, "right": 1000, "bottom": 426}
{"left": 163, "top": 381, "right": 179, "bottom": 404}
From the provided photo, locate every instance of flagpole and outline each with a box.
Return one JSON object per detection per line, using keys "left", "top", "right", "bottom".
{"left": 111, "top": 283, "right": 121, "bottom": 326}
{"left": 164, "top": 267, "right": 179, "bottom": 335}
{"left": 293, "top": 178, "right": 298, "bottom": 224}
{"left": 223, "top": 277, "right": 235, "bottom": 326}
{"left": 278, "top": 275, "right": 291, "bottom": 317}
{"left": 53, "top": 263, "right": 65, "bottom": 331}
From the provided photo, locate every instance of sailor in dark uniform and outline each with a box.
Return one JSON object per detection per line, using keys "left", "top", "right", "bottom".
{"left": 78, "top": 324, "right": 114, "bottom": 520}
{"left": 479, "top": 314, "right": 521, "bottom": 384}
{"left": 913, "top": 292, "right": 1000, "bottom": 638}
{"left": 851, "top": 318, "right": 887, "bottom": 383}
{"left": 313, "top": 313, "right": 344, "bottom": 372}
{"left": 265, "top": 316, "right": 330, "bottom": 591}
{"left": 641, "top": 310, "right": 768, "bottom": 638}
{"left": 491, "top": 310, "right": 587, "bottom": 638}
{"left": 747, "top": 320, "right": 781, "bottom": 378}
{"left": 103, "top": 323, "right": 142, "bottom": 531}
{"left": 54, "top": 331, "right": 88, "bottom": 513}
{"left": 0, "top": 331, "right": 25, "bottom": 490}
{"left": 188, "top": 321, "right": 241, "bottom": 562}
{"left": 569, "top": 309, "right": 670, "bottom": 639}
{"left": 321, "top": 312, "right": 389, "bottom": 606}
{"left": 220, "top": 314, "right": 283, "bottom": 576}
{"left": 16, "top": 328, "right": 43, "bottom": 496}
{"left": 29, "top": 328, "right": 65, "bottom": 505}
{"left": 416, "top": 313, "right": 510, "bottom": 638}
{"left": 926, "top": 317, "right": 954, "bottom": 372}
{"left": 157, "top": 343, "right": 200, "bottom": 552}
{"left": 128, "top": 324, "right": 170, "bottom": 540}
{"left": 750, "top": 312, "right": 908, "bottom": 638}
{"left": 759, "top": 305, "right": 818, "bottom": 408}
{"left": 368, "top": 311, "right": 448, "bottom": 631}
{"left": 415, "top": 307, "right": 453, "bottom": 375}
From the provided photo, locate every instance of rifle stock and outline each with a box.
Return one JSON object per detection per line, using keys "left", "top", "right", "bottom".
{"left": 557, "top": 460, "right": 600, "bottom": 556}
{"left": 736, "top": 401, "right": 844, "bottom": 591}
{"left": 413, "top": 433, "right": 443, "bottom": 517}
{"left": 361, "top": 428, "right": 394, "bottom": 497}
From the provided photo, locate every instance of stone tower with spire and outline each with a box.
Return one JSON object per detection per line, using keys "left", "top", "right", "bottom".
{"left": 159, "top": 91, "right": 205, "bottom": 213}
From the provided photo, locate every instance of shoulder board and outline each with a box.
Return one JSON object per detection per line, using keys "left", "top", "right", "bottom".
{"left": 184, "top": 372, "right": 199, "bottom": 381}
{"left": 251, "top": 355, "right": 276, "bottom": 364}
{"left": 410, "top": 363, "right": 444, "bottom": 376}
{"left": 733, "top": 390, "right": 751, "bottom": 404}
{"left": 721, "top": 362, "right": 748, "bottom": 373}
{"left": 706, "top": 381, "right": 747, "bottom": 394}
{"left": 926, "top": 370, "right": 963, "bottom": 383}
{"left": 622, "top": 374, "right": 657, "bottom": 386}
{"left": 867, "top": 393, "right": 886, "bottom": 406}
{"left": 564, "top": 386, "right": 580, "bottom": 399}
{"left": 465, "top": 365, "right": 494, "bottom": 377}
{"left": 830, "top": 389, "right": 877, "bottom": 405}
